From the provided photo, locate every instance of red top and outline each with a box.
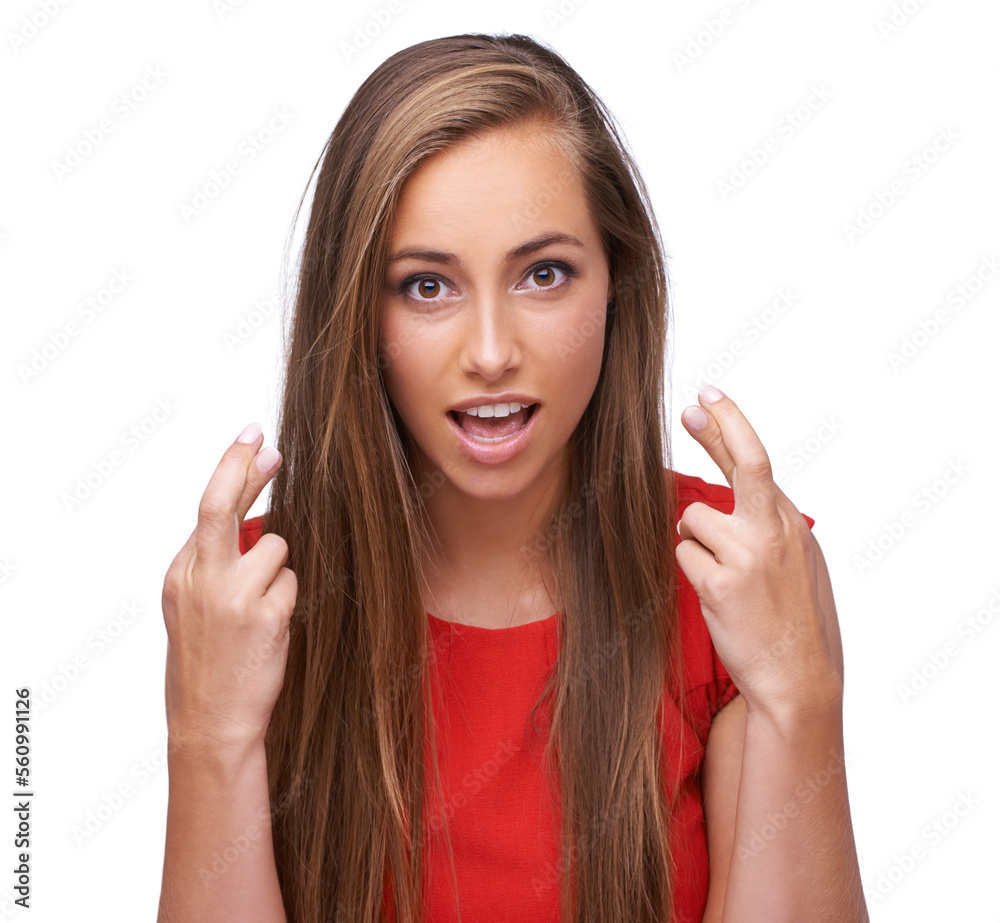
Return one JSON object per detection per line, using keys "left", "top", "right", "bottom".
{"left": 239, "top": 470, "right": 815, "bottom": 923}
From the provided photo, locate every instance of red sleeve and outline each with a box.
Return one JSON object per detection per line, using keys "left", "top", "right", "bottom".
{"left": 670, "top": 470, "right": 816, "bottom": 739}
{"left": 238, "top": 514, "right": 264, "bottom": 555}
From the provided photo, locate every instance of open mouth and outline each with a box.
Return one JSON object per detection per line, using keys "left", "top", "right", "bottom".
{"left": 449, "top": 403, "right": 538, "bottom": 440}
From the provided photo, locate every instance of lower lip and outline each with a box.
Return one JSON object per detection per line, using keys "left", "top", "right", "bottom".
{"left": 447, "top": 405, "right": 539, "bottom": 465}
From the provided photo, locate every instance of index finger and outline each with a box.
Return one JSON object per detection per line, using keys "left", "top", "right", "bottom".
{"left": 194, "top": 421, "right": 268, "bottom": 569}
{"left": 691, "top": 385, "right": 778, "bottom": 521}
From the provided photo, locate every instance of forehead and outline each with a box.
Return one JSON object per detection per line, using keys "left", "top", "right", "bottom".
{"left": 389, "top": 125, "right": 593, "bottom": 247}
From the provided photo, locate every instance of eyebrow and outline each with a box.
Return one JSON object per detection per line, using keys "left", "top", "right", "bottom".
{"left": 386, "top": 232, "right": 586, "bottom": 269}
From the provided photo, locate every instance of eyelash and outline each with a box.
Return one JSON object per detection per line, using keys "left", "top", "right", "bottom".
{"left": 394, "top": 259, "right": 580, "bottom": 304}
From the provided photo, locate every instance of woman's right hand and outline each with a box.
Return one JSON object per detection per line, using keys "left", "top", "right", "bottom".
{"left": 161, "top": 422, "right": 298, "bottom": 751}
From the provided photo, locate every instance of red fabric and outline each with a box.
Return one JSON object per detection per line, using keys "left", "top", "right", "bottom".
{"left": 238, "top": 470, "right": 816, "bottom": 922}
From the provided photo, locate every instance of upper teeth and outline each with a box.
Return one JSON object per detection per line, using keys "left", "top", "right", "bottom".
{"left": 462, "top": 402, "right": 525, "bottom": 418}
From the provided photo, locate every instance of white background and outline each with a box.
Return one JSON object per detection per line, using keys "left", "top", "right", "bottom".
{"left": 3, "top": 0, "right": 998, "bottom": 920}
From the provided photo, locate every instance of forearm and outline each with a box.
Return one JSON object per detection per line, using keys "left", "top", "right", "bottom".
{"left": 721, "top": 689, "right": 868, "bottom": 923}
{"left": 157, "top": 735, "right": 288, "bottom": 923}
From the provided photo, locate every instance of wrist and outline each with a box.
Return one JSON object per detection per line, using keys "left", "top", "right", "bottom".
{"left": 167, "top": 715, "right": 269, "bottom": 769}
{"left": 166, "top": 734, "right": 271, "bottom": 799}
{"left": 744, "top": 668, "right": 844, "bottom": 734}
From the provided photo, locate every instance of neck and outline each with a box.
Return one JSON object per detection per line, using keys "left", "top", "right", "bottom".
{"left": 415, "top": 452, "right": 569, "bottom": 625}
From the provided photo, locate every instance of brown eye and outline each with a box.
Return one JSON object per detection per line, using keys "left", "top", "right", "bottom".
{"left": 417, "top": 278, "right": 440, "bottom": 298}
{"left": 532, "top": 266, "right": 555, "bottom": 287}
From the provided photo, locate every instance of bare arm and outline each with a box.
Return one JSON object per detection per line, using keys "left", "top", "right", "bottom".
{"left": 157, "top": 736, "right": 287, "bottom": 922}
{"left": 700, "top": 535, "right": 867, "bottom": 922}
{"left": 700, "top": 692, "right": 744, "bottom": 923}
{"left": 676, "top": 387, "right": 867, "bottom": 922}
{"left": 156, "top": 423, "right": 296, "bottom": 922}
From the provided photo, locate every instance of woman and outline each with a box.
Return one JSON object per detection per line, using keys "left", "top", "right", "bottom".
{"left": 157, "top": 32, "right": 867, "bottom": 923}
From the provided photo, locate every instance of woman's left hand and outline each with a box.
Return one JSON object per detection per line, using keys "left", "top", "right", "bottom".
{"left": 676, "top": 385, "right": 842, "bottom": 718}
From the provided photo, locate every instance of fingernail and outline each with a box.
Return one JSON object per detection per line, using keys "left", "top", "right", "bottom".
{"left": 700, "top": 384, "right": 724, "bottom": 403}
{"left": 683, "top": 406, "right": 709, "bottom": 431}
{"left": 255, "top": 446, "right": 280, "bottom": 473}
{"left": 237, "top": 422, "right": 262, "bottom": 444}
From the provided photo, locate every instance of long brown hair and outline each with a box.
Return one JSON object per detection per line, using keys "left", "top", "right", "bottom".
{"left": 261, "top": 32, "right": 686, "bottom": 923}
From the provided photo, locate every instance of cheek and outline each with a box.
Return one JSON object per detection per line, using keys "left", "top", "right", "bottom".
{"left": 378, "top": 307, "right": 414, "bottom": 376}
{"left": 546, "top": 303, "right": 607, "bottom": 378}
{"left": 377, "top": 314, "right": 404, "bottom": 406}
{"left": 378, "top": 314, "right": 435, "bottom": 416}
{"left": 377, "top": 310, "right": 397, "bottom": 366}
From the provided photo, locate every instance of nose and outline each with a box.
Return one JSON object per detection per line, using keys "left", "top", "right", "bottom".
{"left": 458, "top": 293, "right": 521, "bottom": 381}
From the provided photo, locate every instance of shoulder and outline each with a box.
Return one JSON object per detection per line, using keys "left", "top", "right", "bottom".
{"left": 665, "top": 470, "right": 740, "bottom": 727}
{"left": 238, "top": 514, "right": 264, "bottom": 555}
{"left": 667, "top": 467, "right": 816, "bottom": 530}
{"left": 663, "top": 467, "right": 820, "bottom": 731}
{"left": 670, "top": 468, "right": 738, "bottom": 516}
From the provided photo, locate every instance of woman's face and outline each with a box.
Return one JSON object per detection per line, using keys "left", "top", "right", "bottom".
{"left": 379, "top": 123, "right": 613, "bottom": 503}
